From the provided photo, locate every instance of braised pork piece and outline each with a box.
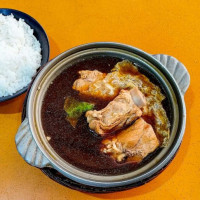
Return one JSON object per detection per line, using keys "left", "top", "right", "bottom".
{"left": 86, "top": 88, "right": 145, "bottom": 136}
{"left": 42, "top": 56, "right": 170, "bottom": 175}
{"left": 73, "top": 70, "right": 106, "bottom": 93}
{"left": 102, "top": 118, "right": 160, "bottom": 163}
{"left": 73, "top": 60, "right": 138, "bottom": 100}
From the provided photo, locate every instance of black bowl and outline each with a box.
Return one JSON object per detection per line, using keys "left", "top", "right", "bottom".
{"left": 0, "top": 8, "right": 50, "bottom": 102}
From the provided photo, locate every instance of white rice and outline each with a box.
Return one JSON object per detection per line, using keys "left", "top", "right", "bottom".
{"left": 0, "top": 14, "right": 42, "bottom": 97}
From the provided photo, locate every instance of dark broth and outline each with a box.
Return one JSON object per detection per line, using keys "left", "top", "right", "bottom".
{"left": 41, "top": 56, "right": 162, "bottom": 175}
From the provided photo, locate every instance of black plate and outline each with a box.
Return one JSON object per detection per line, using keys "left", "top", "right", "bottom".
{"left": 0, "top": 8, "right": 50, "bottom": 102}
{"left": 21, "top": 73, "right": 179, "bottom": 194}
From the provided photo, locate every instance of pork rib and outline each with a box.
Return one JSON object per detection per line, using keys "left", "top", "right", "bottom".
{"left": 102, "top": 118, "right": 160, "bottom": 163}
{"left": 86, "top": 88, "right": 146, "bottom": 135}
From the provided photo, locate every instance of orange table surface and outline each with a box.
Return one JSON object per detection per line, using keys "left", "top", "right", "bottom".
{"left": 0, "top": 0, "right": 199, "bottom": 199}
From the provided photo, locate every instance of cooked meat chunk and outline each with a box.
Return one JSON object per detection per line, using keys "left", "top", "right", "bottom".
{"left": 73, "top": 70, "right": 106, "bottom": 92}
{"left": 86, "top": 88, "right": 146, "bottom": 135}
{"left": 102, "top": 118, "right": 160, "bottom": 163}
{"left": 72, "top": 60, "right": 139, "bottom": 99}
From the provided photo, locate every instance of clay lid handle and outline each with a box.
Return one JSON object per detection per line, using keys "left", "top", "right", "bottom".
{"left": 152, "top": 54, "right": 190, "bottom": 95}
{"left": 15, "top": 118, "right": 52, "bottom": 168}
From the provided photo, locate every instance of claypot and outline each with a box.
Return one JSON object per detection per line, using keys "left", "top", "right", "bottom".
{"left": 15, "top": 42, "right": 190, "bottom": 192}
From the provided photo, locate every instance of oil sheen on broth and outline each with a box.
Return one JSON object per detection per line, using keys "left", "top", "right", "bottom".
{"left": 41, "top": 56, "right": 169, "bottom": 175}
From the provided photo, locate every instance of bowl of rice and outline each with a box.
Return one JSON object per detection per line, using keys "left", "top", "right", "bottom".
{"left": 0, "top": 8, "right": 50, "bottom": 102}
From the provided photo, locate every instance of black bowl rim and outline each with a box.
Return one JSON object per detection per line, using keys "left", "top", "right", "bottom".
{"left": 0, "top": 8, "right": 50, "bottom": 102}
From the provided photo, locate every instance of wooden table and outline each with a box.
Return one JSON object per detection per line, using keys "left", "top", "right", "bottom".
{"left": 0, "top": 0, "right": 199, "bottom": 199}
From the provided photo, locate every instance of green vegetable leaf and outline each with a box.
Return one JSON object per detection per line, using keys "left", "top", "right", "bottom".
{"left": 64, "top": 97, "right": 94, "bottom": 127}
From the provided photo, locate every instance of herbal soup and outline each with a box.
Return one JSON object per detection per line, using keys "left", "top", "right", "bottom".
{"left": 41, "top": 56, "right": 170, "bottom": 175}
